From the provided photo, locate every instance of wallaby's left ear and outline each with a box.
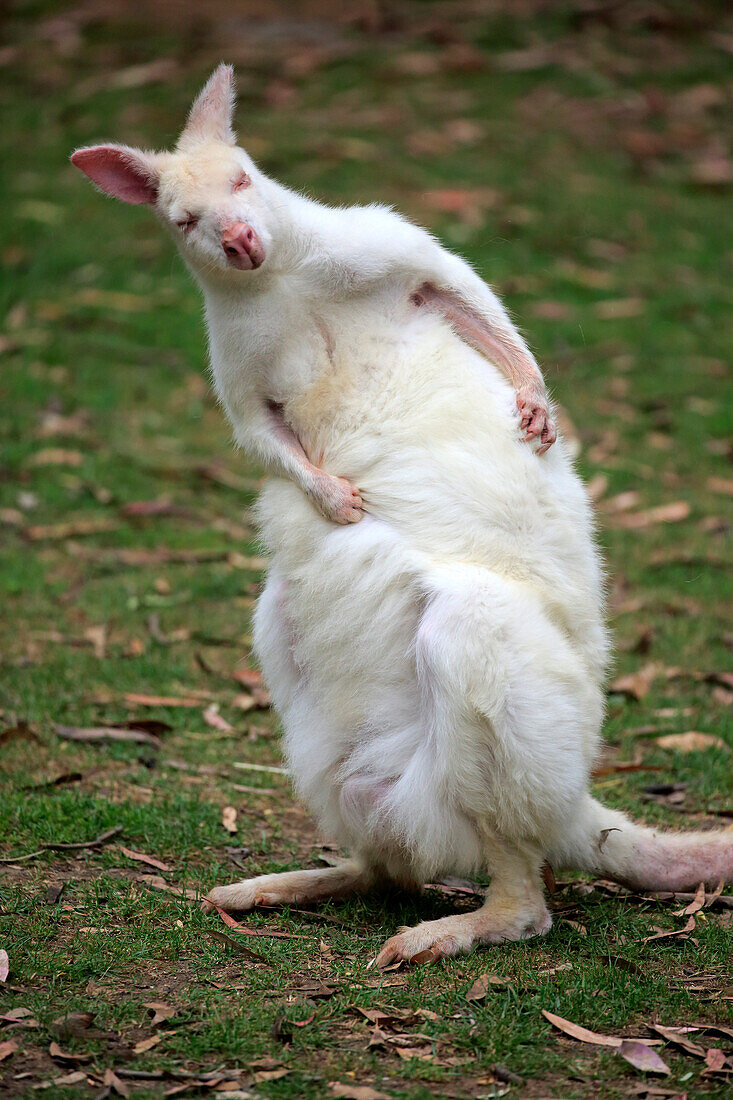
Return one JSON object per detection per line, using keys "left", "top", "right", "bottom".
{"left": 71, "top": 144, "right": 160, "bottom": 205}
{"left": 178, "top": 63, "right": 236, "bottom": 151}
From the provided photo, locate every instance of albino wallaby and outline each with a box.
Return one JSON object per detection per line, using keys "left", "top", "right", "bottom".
{"left": 72, "top": 66, "right": 731, "bottom": 964}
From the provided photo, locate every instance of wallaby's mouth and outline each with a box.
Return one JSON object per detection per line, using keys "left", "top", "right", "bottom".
{"left": 221, "top": 222, "right": 265, "bottom": 270}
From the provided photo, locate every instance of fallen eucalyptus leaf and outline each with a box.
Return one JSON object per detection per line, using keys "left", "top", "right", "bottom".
{"left": 655, "top": 731, "right": 727, "bottom": 753}
{"left": 204, "top": 929, "right": 270, "bottom": 964}
{"left": 617, "top": 1040, "right": 670, "bottom": 1075}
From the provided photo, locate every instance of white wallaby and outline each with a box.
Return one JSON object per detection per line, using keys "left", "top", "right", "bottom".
{"left": 72, "top": 66, "right": 732, "bottom": 964}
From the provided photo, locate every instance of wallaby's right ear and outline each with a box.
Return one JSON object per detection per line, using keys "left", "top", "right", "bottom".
{"left": 70, "top": 145, "right": 159, "bottom": 205}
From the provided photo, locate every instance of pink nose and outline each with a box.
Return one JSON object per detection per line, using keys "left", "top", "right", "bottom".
{"left": 221, "top": 223, "right": 264, "bottom": 270}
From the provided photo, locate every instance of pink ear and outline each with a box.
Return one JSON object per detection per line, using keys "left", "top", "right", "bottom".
{"left": 70, "top": 145, "right": 158, "bottom": 205}
{"left": 178, "top": 64, "right": 236, "bottom": 150}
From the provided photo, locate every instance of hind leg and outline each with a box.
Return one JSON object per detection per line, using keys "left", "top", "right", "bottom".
{"left": 208, "top": 572, "right": 379, "bottom": 911}
{"left": 375, "top": 566, "right": 601, "bottom": 963}
{"left": 376, "top": 837, "right": 550, "bottom": 966}
{"left": 409, "top": 566, "right": 603, "bottom": 859}
{"left": 206, "top": 859, "right": 373, "bottom": 912}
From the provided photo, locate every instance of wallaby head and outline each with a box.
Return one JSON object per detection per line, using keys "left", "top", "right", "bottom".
{"left": 71, "top": 65, "right": 272, "bottom": 280}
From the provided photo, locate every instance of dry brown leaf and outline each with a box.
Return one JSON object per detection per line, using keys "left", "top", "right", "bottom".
{"left": 292, "top": 1012, "right": 317, "bottom": 1029}
{"left": 204, "top": 929, "right": 269, "bottom": 964}
{"left": 608, "top": 663, "right": 659, "bottom": 700}
{"left": 139, "top": 875, "right": 198, "bottom": 901}
{"left": 221, "top": 806, "right": 238, "bottom": 834}
{"left": 123, "top": 692, "right": 201, "bottom": 708}
{"left": 617, "top": 1040, "right": 670, "bottom": 1075}
{"left": 704, "top": 880, "right": 726, "bottom": 908}
{"left": 52, "top": 1012, "right": 96, "bottom": 1038}
{"left": 614, "top": 501, "right": 690, "bottom": 529}
{"left": 133, "top": 1034, "right": 162, "bottom": 1054}
{"left": 77, "top": 546, "right": 228, "bottom": 567}
{"left": 25, "top": 518, "right": 119, "bottom": 540}
{"left": 204, "top": 704, "right": 234, "bottom": 733}
{"left": 643, "top": 915, "right": 697, "bottom": 943}
{"left": 55, "top": 724, "right": 160, "bottom": 747}
{"left": 466, "top": 973, "right": 513, "bottom": 1001}
{"left": 655, "top": 732, "right": 727, "bottom": 753}
{"left": 49, "top": 1041, "right": 92, "bottom": 1064}
{"left": 495, "top": 44, "right": 554, "bottom": 71}
{"left": 563, "top": 919, "right": 588, "bottom": 936}
{"left": 84, "top": 625, "right": 107, "bottom": 659}
{"left": 232, "top": 667, "right": 264, "bottom": 690}
{"left": 50, "top": 1072, "right": 89, "bottom": 1087}
{"left": 254, "top": 1068, "right": 290, "bottom": 1082}
{"left": 0, "top": 1040, "right": 18, "bottom": 1061}
{"left": 594, "top": 297, "right": 645, "bottom": 319}
{"left": 2, "top": 1007, "right": 39, "bottom": 1026}
{"left": 592, "top": 760, "right": 664, "bottom": 778}
{"left": 144, "top": 1002, "right": 176, "bottom": 1026}
{"left": 601, "top": 490, "right": 641, "bottom": 513}
{"left": 704, "top": 1048, "right": 729, "bottom": 1072}
{"left": 673, "top": 882, "right": 706, "bottom": 916}
{"left": 29, "top": 447, "right": 84, "bottom": 467}
{"left": 328, "top": 1085, "right": 390, "bottom": 1100}
{"left": 586, "top": 474, "right": 609, "bottom": 501}
{"left": 117, "top": 845, "right": 171, "bottom": 873}
{"left": 75, "top": 288, "right": 149, "bottom": 312}
{"left": 225, "top": 551, "right": 268, "bottom": 569}
{"left": 531, "top": 300, "right": 575, "bottom": 320}
{"left": 421, "top": 187, "right": 500, "bottom": 226}
{"left": 695, "top": 1023, "right": 733, "bottom": 1043}
{"left": 232, "top": 761, "right": 288, "bottom": 775}
{"left": 690, "top": 156, "right": 733, "bottom": 187}
{"left": 121, "top": 497, "right": 179, "bottom": 517}
{"left": 707, "top": 476, "right": 733, "bottom": 496}
{"left": 395, "top": 1045, "right": 434, "bottom": 1061}
{"left": 209, "top": 903, "right": 302, "bottom": 940}
{"left": 36, "top": 410, "right": 89, "bottom": 438}
{"left": 542, "top": 1010, "right": 659, "bottom": 1048}
{"left": 103, "top": 1067, "right": 130, "bottom": 1097}
{"left": 232, "top": 692, "right": 256, "bottom": 711}
{"left": 650, "top": 1024, "right": 706, "bottom": 1059}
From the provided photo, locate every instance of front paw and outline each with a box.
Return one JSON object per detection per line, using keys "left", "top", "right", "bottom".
{"left": 517, "top": 388, "right": 557, "bottom": 455}
{"left": 313, "top": 474, "right": 363, "bottom": 524}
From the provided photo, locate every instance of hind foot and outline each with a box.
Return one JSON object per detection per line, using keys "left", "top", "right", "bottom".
{"left": 375, "top": 900, "right": 551, "bottom": 967}
{"left": 204, "top": 860, "right": 370, "bottom": 913}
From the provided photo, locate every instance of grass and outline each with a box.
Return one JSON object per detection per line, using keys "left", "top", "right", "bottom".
{"left": 1, "top": 2, "right": 731, "bottom": 1097}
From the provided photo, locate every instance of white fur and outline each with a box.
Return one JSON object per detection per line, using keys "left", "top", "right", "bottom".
{"left": 73, "top": 67, "right": 732, "bottom": 959}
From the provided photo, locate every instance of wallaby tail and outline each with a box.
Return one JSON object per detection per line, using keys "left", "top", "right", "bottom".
{"left": 548, "top": 795, "right": 733, "bottom": 891}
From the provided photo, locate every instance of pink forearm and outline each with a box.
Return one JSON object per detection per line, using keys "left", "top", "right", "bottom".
{"left": 412, "top": 281, "right": 543, "bottom": 396}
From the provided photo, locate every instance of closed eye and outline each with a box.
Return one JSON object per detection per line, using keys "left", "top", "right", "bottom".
{"left": 176, "top": 214, "right": 199, "bottom": 232}
{"left": 233, "top": 172, "right": 251, "bottom": 192}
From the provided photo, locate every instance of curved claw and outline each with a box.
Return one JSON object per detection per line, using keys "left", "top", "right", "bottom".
{"left": 516, "top": 391, "right": 556, "bottom": 455}
{"left": 537, "top": 416, "right": 557, "bottom": 455}
{"left": 375, "top": 939, "right": 440, "bottom": 970}
{"left": 524, "top": 408, "right": 545, "bottom": 440}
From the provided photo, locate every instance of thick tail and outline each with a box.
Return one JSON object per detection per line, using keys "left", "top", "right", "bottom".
{"left": 548, "top": 795, "right": 733, "bottom": 891}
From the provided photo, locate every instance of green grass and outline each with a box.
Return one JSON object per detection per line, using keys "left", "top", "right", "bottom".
{"left": 1, "top": 2, "right": 731, "bottom": 1097}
